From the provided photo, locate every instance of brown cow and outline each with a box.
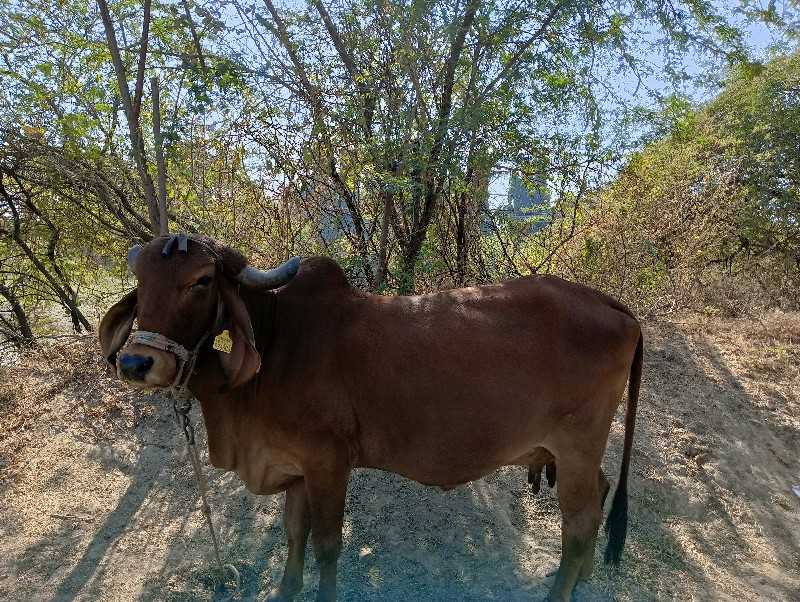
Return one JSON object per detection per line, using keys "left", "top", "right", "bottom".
{"left": 100, "top": 234, "right": 643, "bottom": 602}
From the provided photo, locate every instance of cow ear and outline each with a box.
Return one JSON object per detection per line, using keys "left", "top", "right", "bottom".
{"left": 217, "top": 281, "right": 261, "bottom": 390}
{"left": 99, "top": 289, "right": 137, "bottom": 368}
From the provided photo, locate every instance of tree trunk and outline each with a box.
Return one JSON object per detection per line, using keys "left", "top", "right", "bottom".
{"left": 454, "top": 188, "right": 468, "bottom": 287}
{"left": 97, "top": 0, "right": 161, "bottom": 235}
{"left": 371, "top": 189, "right": 394, "bottom": 292}
{"left": 0, "top": 281, "right": 36, "bottom": 346}
{"left": 398, "top": 247, "right": 417, "bottom": 296}
{"left": 151, "top": 76, "right": 169, "bottom": 235}
{"left": 394, "top": 0, "right": 480, "bottom": 294}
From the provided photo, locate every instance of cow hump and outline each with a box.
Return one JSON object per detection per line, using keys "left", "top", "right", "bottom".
{"left": 288, "top": 256, "right": 351, "bottom": 292}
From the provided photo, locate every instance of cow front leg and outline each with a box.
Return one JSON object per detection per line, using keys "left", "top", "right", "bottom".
{"left": 546, "top": 462, "right": 603, "bottom": 602}
{"left": 267, "top": 478, "right": 311, "bottom": 601}
{"left": 305, "top": 467, "right": 350, "bottom": 602}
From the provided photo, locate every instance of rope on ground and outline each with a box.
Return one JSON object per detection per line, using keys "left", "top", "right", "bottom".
{"left": 174, "top": 392, "right": 242, "bottom": 601}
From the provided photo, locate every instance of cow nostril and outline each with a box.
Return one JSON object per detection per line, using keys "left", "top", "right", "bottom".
{"left": 138, "top": 356, "right": 154, "bottom": 374}
{"left": 119, "top": 354, "right": 154, "bottom": 379}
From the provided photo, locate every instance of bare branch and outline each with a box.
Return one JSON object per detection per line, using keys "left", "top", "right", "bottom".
{"left": 261, "top": 0, "right": 319, "bottom": 111}
{"left": 132, "top": 0, "right": 152, "bottom": 121}
{"left": 97, "top": 0, "right": 160, "bottom": 235}
{"left": 181, "top": 0, "right": 208, "bottom": 73}
{"left": 151, "top": 76, "right": 169, "bottom": 235}
{"left": 312, "top": 0, "right": 374, "bottom": 136}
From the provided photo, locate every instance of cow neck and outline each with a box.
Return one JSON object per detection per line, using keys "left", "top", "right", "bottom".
{"left": 256, "top": 287, "right": 280, "bottom": 358}
{"left": 236, "top": 286, "right": 280, "bottom": 360}
{"left": 186, "top": 288, "right": 280, "bottom": 473}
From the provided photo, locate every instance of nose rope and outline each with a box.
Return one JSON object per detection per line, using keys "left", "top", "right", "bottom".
{"left": 126, "top": 237, "right": 242, "bottom": 600}
{"left": 120, "top": 294, "right": 244, "bottom": 599}
{"left": 130, "top": 331, "right": 190, "bottom": 361}
{"left": 121, "top": 330, "right": 199, "bottom": 390}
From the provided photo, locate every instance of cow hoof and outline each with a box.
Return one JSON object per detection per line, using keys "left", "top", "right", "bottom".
{"left": 264, "top": 587, "right": 293, "bottom": 602}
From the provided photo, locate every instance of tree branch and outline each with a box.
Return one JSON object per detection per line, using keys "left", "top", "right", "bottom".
{"left": 181, "top": 0, "right": 208, "bottom": 73}
{"left": 132, "top": 0, "right": 152, "bottom": 121}
{"left": 261, "top": 0, "right": 320, "bottom": 111}
{"left": 477, "top": 1, "right": 567, "bottom": 103}
{"left": 312, "top": 0, "right": 374, "bottom": 136}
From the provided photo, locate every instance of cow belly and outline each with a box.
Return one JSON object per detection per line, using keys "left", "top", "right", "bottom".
{"left": 435, "top": 447, "right": 552, "bottom": 491}
{"left": 354, "top": 355, "right": 624, "bottom": 488}
{"left": 359, "top": 393, "right": 557, "bottom": 485}
{"left": 371, "top": 426, "right": 553, "bottom": 490}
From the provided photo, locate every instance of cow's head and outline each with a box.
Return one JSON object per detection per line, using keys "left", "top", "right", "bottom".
{"left": 99, "top": 235, "right": 300, "bottom": 391}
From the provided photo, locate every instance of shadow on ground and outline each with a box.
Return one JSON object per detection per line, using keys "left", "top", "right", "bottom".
{"left": 1, "top": 316, "right": 798, "bottom": 601}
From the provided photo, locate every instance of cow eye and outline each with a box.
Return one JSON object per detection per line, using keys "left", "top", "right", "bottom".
{"left": 190, "top": 275, "right": 213, "bottom": 290}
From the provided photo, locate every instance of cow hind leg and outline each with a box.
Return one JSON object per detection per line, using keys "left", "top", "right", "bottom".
{"left": 573, "top": 469, "right": 612, "bottom": 583}
{"left": 266, "top": 478, "right": 311, "bottom": 602}
{"left": 546, "top": 459, "right": 604, "bottom": 602}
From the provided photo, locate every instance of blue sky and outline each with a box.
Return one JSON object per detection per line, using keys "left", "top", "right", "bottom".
{"left": 485, "top": 5, "right": 798, "bottom": 206}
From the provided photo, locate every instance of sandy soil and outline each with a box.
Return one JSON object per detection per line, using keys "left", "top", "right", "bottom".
{"left": 0, "top": 312, "right": 798, "bottom": 602}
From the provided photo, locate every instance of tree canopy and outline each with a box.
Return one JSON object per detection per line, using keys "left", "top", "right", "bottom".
{"left": 1, "top": 0, "right": 798, "bottom": 346}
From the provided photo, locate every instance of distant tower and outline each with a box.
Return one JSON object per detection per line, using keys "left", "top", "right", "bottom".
{"left": 508, "top": 173, "right": 548, "bottom": 214}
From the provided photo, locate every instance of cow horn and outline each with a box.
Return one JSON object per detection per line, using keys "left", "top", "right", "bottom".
{"left": 127, "top": 244, "right": 142, "bottom": 272}
{"left": 237, "top": 256, "right": 301, "bottom": 289}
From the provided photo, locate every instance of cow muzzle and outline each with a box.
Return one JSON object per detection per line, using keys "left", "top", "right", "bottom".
{"left": 117, "top": 343, "right": 178, "bottom": 388}
{"left": 117, "top": 297, "right": 224, "bottom": 390}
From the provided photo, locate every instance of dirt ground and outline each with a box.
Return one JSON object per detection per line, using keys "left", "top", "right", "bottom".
{"left": 0, "top": 312, "right": 798, "bottom": 602}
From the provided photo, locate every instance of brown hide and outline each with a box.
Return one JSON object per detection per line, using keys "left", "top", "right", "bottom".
{"left": 102, "top": 240, "right": 643, "bottom": 602}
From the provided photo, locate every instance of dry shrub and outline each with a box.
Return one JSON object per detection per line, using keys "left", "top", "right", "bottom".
{"left": 546, "top": 143, "right": 799, "bottom": 315}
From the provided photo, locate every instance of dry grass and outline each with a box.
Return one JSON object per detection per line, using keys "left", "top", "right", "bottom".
{"left": 0, "top": 338, "right": 142, "bottom": 473}
{"left": 0, "top": 313, "right": 798, "bottom": 601}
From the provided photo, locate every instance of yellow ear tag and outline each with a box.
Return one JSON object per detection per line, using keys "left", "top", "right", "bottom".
{"left": 213, "top": 329, "right": 233, "bottom": 353}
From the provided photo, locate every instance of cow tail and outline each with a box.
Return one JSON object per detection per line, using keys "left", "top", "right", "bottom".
{"left": 604, "top": 331, "right": 643, "bottom": 565}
